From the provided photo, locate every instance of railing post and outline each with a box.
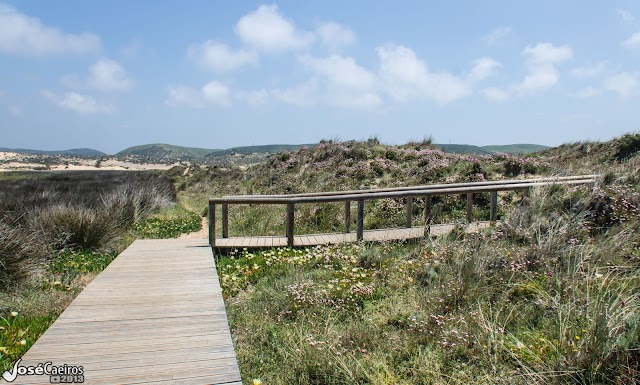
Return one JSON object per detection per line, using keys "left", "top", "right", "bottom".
{"left": 344, "top": 201, "right": 351, "bottom": 233}
{"left": 406, "top": 196, "right": 413, "bottom": 228}
{"left": 357, "top": 199, "right": 364, "bottom": 241}
{"left": 423, "top": 195, "right": 432, "bottom": 223}
{"left": 208, "top": 202, "right": 216, "bottom": 247}
{"left": 286, "top": 202, "right": 295, "bottom": 247}
{"left": 467, "top": 193, "right": 473, "bottom": 222}
{"left": 523, "top": 187, "right": 531, "bottom": 206}
{"left": 490, "top": 191, "right": 497, "bottom": 223}
{"left": 222, "top": 203, "right": 229, "bottom": 238}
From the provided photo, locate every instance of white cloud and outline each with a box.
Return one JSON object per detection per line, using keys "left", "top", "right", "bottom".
{"left": 166, "top": 85, "right": 204, "bottom": 108}
{"left": 201, "top": 81, "right": 232, "bottom": 107}
{"left": 376, "top": 44, "right": 494, "bottom": 104}
{"left": 166, "top": 81, "right": 232, "bottom": 108}
{"left": 188, "top": 41, "right": 257, "bottom": 73}
{"left": 569, "top": 62, "right": 606, "bottom": 78}
{"left": 604, "top": 72, "right": 640, "bottom": 98}
{"left": 623, "top": 32, "right": 640, "bottom": 48}
{"left": 571, "top": 86, "right": 601, "bottom": 99}
{"left": 517, "top": 42, "right": 572, "bottom": 94}
{"left": 467, "top": 57, "right": 501, "bottom": 83}
{"left": 87, "top": 59, "right": 134, "bottom": 92}
{"left": 615, "top": 8, "right": 635, "bottom": 23}
{"left": 272, "top": 80, "right": 319, "bottom": 107}
{"left": 0, "top": 3, "right": 100, "bottom": 55}
{"left": 484, "top": 27, "right": 511, "bottom": 46}
{"left": 41, "top": 90, "right": 114, "bottom": 114}
{"left": 481, "top": 87, "right": 509, "bottom": 102}
{"left": 316, "top": 22, "right": 355, "bottom": 51}
{"left": 235, "top": 4, "right": 313, "bottom": 52}
{"left": 299, "top": 54, "right": 376, "bottom": 90}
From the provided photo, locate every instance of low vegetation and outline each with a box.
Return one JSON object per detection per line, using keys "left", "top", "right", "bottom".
{"left": 2, "top": 133, "right": 639, "bottom": 383}
{"left": 0, "top": 171, "right": 200, "bottom": 370}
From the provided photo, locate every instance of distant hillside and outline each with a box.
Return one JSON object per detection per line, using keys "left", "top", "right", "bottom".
{"left": 0, "top": 147, "right": 106, "bottom": 157}
{"left": 207, "top": 144, "right": 313, "bottom": 157}
{"left": 434, "top": 143, "right": 548, "bottom": 155}
{"left": 434, "top": 144, "right": 491, "bottom": 155}
{"left": 481, "top": 144, "right": 549, "bottom": 154}
{"left": 116, "top": 144, "right": 221, "bottom": 160}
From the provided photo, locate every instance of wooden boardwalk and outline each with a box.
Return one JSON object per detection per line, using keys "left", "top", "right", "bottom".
{"left": 16, "top": 239, "right": 241, "bottom": 385}
{"left": 213, "top": 222, "right": 491, "bottom": 249}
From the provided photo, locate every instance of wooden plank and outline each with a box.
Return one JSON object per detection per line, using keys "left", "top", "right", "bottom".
{"left": 15, "top": 239, "right": 241, "bottom": 385}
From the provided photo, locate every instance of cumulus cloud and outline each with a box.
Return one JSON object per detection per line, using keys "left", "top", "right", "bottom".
{"left": 41, "top": 90, "right": 114, "bottom": 114}
{"left": 517, "top": 42, "right": 572, "bottom": 95}
{"left": 376, "top": 44, "right": 496, "bottom": 104}
{"left": 623, "top": 32, "right": 640, "bottom": 48}
{"left": 272, "top": 80, "right": 319, "bottom": 107}
{"left": 87, "top": 59, "right": 134, "bottom": 92}
{"left": 569, "top": 62, "right": 606, "bottom": 78}
{"left": 188, "top": 41, "right": 257, "bottom": 73}
{"left": 299, "top": 54, "right": 376, "bottom": 90}
{"left": 484, "top": 27, "right": 511, "bottom": 46}
{"left": 235, "top": 4, "right": 313, "bottom": 52}
{"left": 166, "top": 81, "right": 232, "bottom": 108}
{"left": 0, "top": 3, "right": 100, "bottom": 55}
{"left": 201, "top": 81, "right": 232, "bottom": 107}
{"left": 316, "top": 22, "right": 356, "bottom": 51}
{"left": 604, "top": 72, "right": 640, "bottom": 98}
{"left": 166, "top": 85, "right": 205, "bottom": 108}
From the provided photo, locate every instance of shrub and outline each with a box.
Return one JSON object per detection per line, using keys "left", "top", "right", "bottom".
{"left": 33, "top": 205, "right": 122, "bottom": 251}
{"left": 0, "top": 221, "right": 46, "bottom": 289}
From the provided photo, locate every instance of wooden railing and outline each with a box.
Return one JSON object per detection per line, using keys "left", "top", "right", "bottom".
{"left": 208, "top": 175, "right": 598, "bottom": 247}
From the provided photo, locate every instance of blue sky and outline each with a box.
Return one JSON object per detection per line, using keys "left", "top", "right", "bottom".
{"left": 1, "top": 1, "right": 639, "bottom": 154}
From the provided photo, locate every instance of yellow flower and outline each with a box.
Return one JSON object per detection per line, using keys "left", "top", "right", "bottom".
{"left": 10, "top": 311, "right": 18, "bottom": 317}
{"left": 575, "top": 336, "right": 580, "bottom": 340}
{"left": 19, "top": 339, "right": 27, "bottom": 346}
{"left": 253, "top": 379, "right": 262, "bottom": 385}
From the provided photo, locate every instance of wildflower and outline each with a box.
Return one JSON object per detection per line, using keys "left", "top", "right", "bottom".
{"left": 19, "top": 339, "right": 26, "bottom": 346}
{"left": 10, "top": 311, "right": 18, "bottom": 317}
{"left": 253, "top": 379, "right": 262, "bottom": 385}
{"left": 575, "top": 336, "right": 580, "bottom": 340}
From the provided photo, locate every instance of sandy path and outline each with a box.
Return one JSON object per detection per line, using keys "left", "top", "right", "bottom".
{"left": 178, "top": 216, "right": 209, "bottom": 239}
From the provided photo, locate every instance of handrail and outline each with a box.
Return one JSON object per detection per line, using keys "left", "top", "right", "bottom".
{"left": 222, "top": 175, "right": 598, "bottom": 199}
{"left": 208, "top": 176, "right": 598, "bottom": 247}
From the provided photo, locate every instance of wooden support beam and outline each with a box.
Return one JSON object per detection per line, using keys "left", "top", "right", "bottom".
{"left": 423, "top": 195, "right": 432, "bottom": 224}
{"left": 357, "top": 199, "right": 364, "bottom": 241}
{"left": 467, "top": 193, "right": 473, "bottom": 222}
{"left": 406, "top": 196, "right": 413, "bottom": 228}
{"left": 490, "top": 191, "right": 497, "bottom": 223}
{"left": 344, "top": 201, "right": 351, "bottom": 233}
{"left": 286, "top": 203, "right": 295, "bottom": 247}
{"left": 523, "top": 187, "right": 531, "bottom": 206}
{"left": 221, "top": 203, "right": 229, "bottom": 238}
{"left": 208, "top": 202, "right": 215, "bottom": 247}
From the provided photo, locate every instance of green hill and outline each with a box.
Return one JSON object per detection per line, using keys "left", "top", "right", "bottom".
{"left": 207, "top": 144, "right": 313, "bottom": 157}
{"left": 481, "top": 144, "right": 549, "bottom": 154}
{"left": 434, "top": 144, "right": 491, "bottom": 155}
{"left": 116, "top": 144, "right": 221, "bottom": 160}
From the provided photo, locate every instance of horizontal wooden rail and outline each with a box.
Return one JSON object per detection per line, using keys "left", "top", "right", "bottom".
{"left": 224, "top": 175, "right": 597, "bottom": 199}
{"left": 208, "top": 176, "right": 598, "bottom": 247}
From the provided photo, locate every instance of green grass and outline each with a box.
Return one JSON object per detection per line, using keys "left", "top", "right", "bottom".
{"left": 218, "top": 181, "right": 640, "bottom": 384}
{"left": 133, "top": 205, "right": 201, "bottom": 238}
{"left": 0, "top": 312, "right": 59, "bottom": 371}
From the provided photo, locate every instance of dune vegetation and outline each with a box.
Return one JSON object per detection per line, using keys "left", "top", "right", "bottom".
{"left": 2, "top": 133, "right": 640, "bottom": 383}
